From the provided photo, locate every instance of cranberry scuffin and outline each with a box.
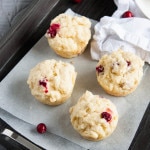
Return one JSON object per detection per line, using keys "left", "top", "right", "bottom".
{"left": 122, "top": 11, "right": 134, "bottom": 18}
{"left": 101, "top": 112, "right": 112, "bottom": 122}
{"left": 37, "top": 123, "right": 47, "bottom": 134}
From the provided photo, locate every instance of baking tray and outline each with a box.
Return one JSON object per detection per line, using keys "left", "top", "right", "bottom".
{"left": 0, "top": 0, "right": 149, "bottom": 150}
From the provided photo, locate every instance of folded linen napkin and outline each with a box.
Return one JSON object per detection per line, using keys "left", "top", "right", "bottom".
{"left": 91, "top": 0, "right": 150, "bottom": 64}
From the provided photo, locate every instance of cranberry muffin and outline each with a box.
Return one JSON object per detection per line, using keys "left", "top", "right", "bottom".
{"left": 70, "top": 91, "right": 118, "bottom": 141}
{"left": 45, "top": 13, "right": 91, "bottom": 58}
{"left": 27, "top": 59, "right": 77, "bottom": 105}
{"left": 96, "top": 50, "right": 144, "bottom": 96}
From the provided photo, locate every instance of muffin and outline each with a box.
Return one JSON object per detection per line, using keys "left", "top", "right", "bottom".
{"left": 27, "top": 59, "right": 77, "bottom": 105}
{"left": 45, "top": 13, "right": 91, "bottom": 58}
{"left": 96, "top": 50, "right": 144, "bottom": 96}
{"left": 70, "top": 91, "right": 118, "bottom": 141}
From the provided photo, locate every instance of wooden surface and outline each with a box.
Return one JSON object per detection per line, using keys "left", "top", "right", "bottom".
{"left": 0, "top": 0, "right": 149, "bottom": 150}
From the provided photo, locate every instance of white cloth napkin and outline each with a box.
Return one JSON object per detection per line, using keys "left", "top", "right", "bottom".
{"left": 91, "top": 0, "right": 150, "bottom": 64}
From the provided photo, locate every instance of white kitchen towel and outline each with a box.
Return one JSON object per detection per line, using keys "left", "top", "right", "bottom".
{"left": 90, "top": 0, "right": 150, "bottom": 64}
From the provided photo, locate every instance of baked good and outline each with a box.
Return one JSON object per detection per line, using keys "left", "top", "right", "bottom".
{"left": 45, "top": 13, "right": 91, "bottom": 58}
{"left": 96, "top": 50, "right": 144, "bottom": 96}
{"left": 69, "top": 91, "right": 118, "bottom": 141}
{"left": 27, "top": 59, "right": 77, "bottom": 105}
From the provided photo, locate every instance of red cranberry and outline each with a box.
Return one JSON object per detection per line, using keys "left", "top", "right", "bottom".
{"left": 37, "top": 123, "right": 47, "bottom": 134}
{"left": 72, "top": 0, "right": 82, "bottom": 3}
{"left": 101, "top": 112, "right": 112, "bottom": 122}
{"left": 122, "top": 11, "right": 134, "bottom": 18}
{"left": 47, "top": 23, "right": 60, "bottom": 38}
{"left": 39, "top": 79, "right": 48, "bottom": 93}
{"left": 96, "top": 65, "right": 104, "bottom": 73}
{"left": 126, "top": 61, "right": 131, "bottom": 66}
{"left": 39, "top": 80, "right": 47, "bottom": 87}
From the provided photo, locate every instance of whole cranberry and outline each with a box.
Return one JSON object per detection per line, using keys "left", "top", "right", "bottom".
{"left": 96, "top": 65, "right": 104, "bottom": 74}
{"left": 72, "top": 0, "right": 82, "bottom": 3}
{"left": 101, "top": 112, "right": 112, "bottom": 122}
{"left": 122, "top": 11, "right": 134, "bottom": 18}
{"left": 39, "top": 79, "right": 48, "bottom": 93}
{"left": 37, "top": 123, "right": 47, "bottom": 134}
{"left": 47, "top": 23, "right": 60, "bottom": 38}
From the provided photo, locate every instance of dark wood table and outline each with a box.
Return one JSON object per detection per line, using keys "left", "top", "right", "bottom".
{"left": 0, "top": 0, "right": 149, "bottom": 149}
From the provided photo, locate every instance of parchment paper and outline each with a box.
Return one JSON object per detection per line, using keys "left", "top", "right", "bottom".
{"left": 0, "top": 10, "right": 150, "bottom": 150}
